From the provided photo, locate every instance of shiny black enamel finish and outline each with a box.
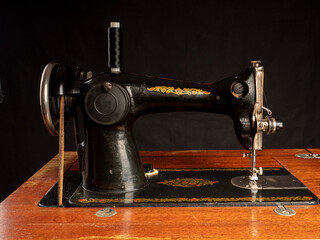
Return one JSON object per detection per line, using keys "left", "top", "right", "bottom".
{"left": 76, "top": 67, "right": 256, "bottom": 194}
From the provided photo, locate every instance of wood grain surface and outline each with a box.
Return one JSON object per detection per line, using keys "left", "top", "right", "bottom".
{"left": 1, "top": 149, "right": 320, "bottom": 240}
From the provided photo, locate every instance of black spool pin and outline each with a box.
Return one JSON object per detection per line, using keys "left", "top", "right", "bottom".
{"left": 108, "top": 22, "right": 122, "bottom": 74}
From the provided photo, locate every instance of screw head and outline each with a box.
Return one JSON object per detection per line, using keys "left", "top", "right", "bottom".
{"left": 104, "top": 82, "right": 112, "bottom": 91}
{"left": 251, "top": 60, "right": 261, "bottom": 67}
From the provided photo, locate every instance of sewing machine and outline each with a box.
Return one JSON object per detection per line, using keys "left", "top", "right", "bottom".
{"left": 39, "top": 23, "right": 318, "bottom": 208}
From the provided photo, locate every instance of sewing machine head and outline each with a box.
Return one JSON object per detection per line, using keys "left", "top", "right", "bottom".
{"left": 40, "top": 22, "right": 283, "bottom": 195}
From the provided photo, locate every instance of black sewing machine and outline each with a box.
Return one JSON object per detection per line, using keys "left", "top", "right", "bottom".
{"left": 39, "top": 23, "right": 318, "bottom": 207}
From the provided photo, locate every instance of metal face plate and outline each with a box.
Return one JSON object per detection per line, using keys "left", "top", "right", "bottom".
{"left": 253, "top": 63, "right": 264, "bottom": 151}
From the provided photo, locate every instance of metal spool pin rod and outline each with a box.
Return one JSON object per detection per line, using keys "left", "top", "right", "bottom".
{"left": 108, "top": 22, "right": 122, "bottom": 74}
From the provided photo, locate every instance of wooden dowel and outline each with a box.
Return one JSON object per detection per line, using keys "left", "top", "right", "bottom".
{"left": 58, "top": 95, "right": 65, "bottom": 206}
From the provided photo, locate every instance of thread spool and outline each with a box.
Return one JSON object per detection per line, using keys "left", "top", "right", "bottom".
{"left": 108, "top": 22, "right": 122, "bottom": 74}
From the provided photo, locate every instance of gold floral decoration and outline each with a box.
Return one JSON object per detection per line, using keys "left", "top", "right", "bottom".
{"left": 78, "top": 196, "right": 313, "bottom": 204}
{"left": 147, "top": 86, "right": 210, "bottom": 95}
{"left": 158, "top": 178, "right": 218, "bottom": 187}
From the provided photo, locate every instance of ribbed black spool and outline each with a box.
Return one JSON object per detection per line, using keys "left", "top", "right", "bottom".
{"left": 108, "top": 27, "right": 122, "bottom": 70}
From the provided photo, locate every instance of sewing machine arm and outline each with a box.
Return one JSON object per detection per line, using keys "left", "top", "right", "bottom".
{"left": 82, "top": 67, "right": 256, "bottom": 148}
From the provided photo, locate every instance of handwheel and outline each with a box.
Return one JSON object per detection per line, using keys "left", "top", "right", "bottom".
{"left": 39, "top": 62, "right": 74, "bottom": 136}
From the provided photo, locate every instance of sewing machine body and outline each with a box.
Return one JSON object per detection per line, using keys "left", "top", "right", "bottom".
{"left": 78, "top": 68, "right": 255, "bottom": 193}
{"left": 39, "top": 23, "right": 294, "bottom": 206}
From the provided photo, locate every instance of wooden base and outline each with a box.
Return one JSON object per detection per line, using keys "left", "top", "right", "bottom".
{"left": 1, "top": 149, "right": 320, "bottom": 239}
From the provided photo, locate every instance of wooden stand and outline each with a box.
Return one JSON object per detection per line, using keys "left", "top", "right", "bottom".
{"left": 1, "top": 149, "right": 320, "bottom": 239}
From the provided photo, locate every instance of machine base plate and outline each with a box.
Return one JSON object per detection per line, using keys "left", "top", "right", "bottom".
{"left": 39, "top": 167, "right": 318, "bottom": 207}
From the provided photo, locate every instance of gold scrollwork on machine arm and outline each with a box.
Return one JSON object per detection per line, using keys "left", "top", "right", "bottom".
{"left": 147, "top": 86, "right": 211, "bottom": 96}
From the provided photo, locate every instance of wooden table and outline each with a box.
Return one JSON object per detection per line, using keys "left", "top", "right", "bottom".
{"left": 1, "top": 149, "right": 320, "bottom": 239}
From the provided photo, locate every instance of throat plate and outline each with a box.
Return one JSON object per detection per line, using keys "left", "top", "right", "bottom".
{"left": 231, "top": 175, "right": 307, "bottom": 190}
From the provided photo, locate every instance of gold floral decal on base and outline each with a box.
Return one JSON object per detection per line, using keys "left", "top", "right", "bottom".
{"left": 147, "top": 86, "right": 210, "bottom": 95}
{"left": 158, "top": 178, "right": 218, "bottom": 187}
{"left": 78, "top": 196, "right": 313, "bottom": 204}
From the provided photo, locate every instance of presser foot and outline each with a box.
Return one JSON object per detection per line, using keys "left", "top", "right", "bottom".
{"left": 242, "top": 150, "right": 263, "bottom": 189}
{"left": 249, "top": 167, "right": 263, "bottom": 181}
{"left": 248, "top": 168, "right": 263, "bottom": 189}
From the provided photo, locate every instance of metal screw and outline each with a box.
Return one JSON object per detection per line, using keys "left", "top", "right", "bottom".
{"left": 87, "top": 71, "right": 93, "bottom": 79}
{"left": 104, "top": 82, "right": 112, "bottom": 91}
{"left": 243, "top": 152, "right": 251, "bottom": 158}
{"left": 251, "top": 60, "right": 261, "bottom": 67}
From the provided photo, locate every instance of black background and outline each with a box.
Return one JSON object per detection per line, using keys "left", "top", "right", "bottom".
{"left": 1, "top": 0, "right": 319, "bottom": 202}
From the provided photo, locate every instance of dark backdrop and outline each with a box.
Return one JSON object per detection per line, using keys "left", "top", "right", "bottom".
{"left": 1, "top": 0, "right": 319, "bottom": 202}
